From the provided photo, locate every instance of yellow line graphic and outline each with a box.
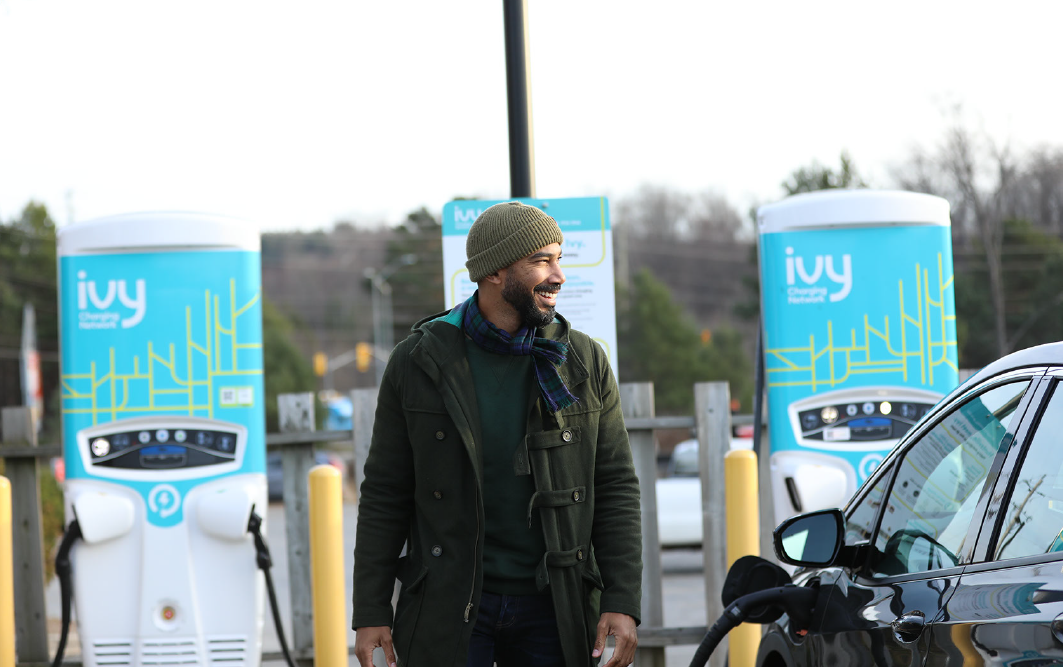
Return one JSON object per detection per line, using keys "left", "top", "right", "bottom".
{"left": 765, "top": 253, "right": 957, "bottom": 391}
{"left": 61, "top": 280, "right": 263, "bottom": 422}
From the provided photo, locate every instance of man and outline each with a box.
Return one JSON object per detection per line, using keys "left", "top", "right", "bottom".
{"left": 353, "top": 201, "right": 642, "bottom": 667}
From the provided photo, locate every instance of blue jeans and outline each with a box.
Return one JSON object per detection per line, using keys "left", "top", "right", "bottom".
{"left": 466, "top": 591, "right": 565, "bottom": 667}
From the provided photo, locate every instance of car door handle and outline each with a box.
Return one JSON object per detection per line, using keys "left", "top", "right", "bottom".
{"left": 891, "top": 610, "right": 926, "bottom": 643}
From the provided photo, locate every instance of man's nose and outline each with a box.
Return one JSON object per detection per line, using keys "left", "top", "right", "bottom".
{"left": 552, "top": 265, "right": 566, "bottom": 285}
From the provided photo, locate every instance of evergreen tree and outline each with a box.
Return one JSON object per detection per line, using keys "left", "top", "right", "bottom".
{"left": 386, "top": 207, "right": 444, "bottom": 337}
{"left": 0, "top": 202, "right": 59, "bottom": 436}
{"left": 618, "top": 269, "right": 752, "bottom": 414}
{"left": 262, "top": 298, "right": 320, "bottom": 431}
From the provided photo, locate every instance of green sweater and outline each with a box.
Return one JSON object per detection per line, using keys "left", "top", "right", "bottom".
{"left": 465, "top": 339, "right": 547, "bottom": 595}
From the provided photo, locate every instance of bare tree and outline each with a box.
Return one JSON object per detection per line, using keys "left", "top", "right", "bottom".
{"left": 948, "top": 126, "right": 1019, "bottom": 356}
{"left": 895, "top": 124, "right": 1021, "bottom": 356}
{"left": 688, "top": 191, "right": 746, "bottom": 242}
{"left": 613, "top": 184, "right": 757, "bottom": 349}
{"left": 615, "top": 184, "right": 745, "bottom": 243}
{"left": 614, "top": 184, "right": 691, "bottom": 241}
{"left": 1016, "top": 149, "right": 1063, "bottom": 237}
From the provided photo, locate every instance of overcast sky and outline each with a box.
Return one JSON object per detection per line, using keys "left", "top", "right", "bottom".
{"left": 2, "top": 0, "right": 1062, "bottom": 232}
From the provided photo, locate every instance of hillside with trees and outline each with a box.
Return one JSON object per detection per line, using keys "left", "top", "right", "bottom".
{"left": 4, "top": 122, "right": 1063, "bottom": 420}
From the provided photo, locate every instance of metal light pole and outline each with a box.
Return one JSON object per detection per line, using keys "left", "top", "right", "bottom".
{"left": 503, "top": 0, "right": 535, "bottom": 198}
{"left": 365, "top": 254, "right": 417, "bottom": 386}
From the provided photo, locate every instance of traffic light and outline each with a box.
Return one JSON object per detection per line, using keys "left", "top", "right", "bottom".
{"left": 356, "top": 342, "right": 373, "bottom": 372}
{"left": 313, "top": 352, "right": 328, "bottom": 377}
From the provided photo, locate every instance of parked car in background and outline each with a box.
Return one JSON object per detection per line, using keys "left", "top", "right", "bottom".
{"left": 266, "top": 450, "right": 345, "bottom": 501}
{"left": 758, "top": 342, "right": 1063, "bottom": 667}
{"left": 657, "top": 436, "right": 753, "bottom": 547}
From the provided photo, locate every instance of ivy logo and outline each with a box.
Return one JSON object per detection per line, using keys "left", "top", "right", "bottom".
{"left": 785, "top": 247, "right": 852, "bottom": 304}
{"left": 76, "top": 271, "right": 147, "bottom": 329}
{"left": 452, "top": 207, "right": 484, "bottom": 230}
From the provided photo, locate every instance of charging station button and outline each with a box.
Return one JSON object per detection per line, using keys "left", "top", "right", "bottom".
{"left": 216, "top": 435, "right": 235, "bottom": 452}
{"left": 800, "top": 412, "right": 819, "bottom": 431}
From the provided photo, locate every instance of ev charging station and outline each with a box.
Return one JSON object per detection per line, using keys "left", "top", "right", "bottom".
{"left": 57, "top": 213, "right": 268, "bottom": 666}
{"left": 757, "top": 190, "right": 959, "bottom": 526}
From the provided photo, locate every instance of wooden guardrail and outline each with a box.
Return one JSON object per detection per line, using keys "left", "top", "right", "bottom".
{"left": 2, "top": 382, "right": 761, "bottom": 666}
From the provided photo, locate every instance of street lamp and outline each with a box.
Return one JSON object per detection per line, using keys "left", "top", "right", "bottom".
{"left": 365, "top": 253, "right": 417, "bottom": 386}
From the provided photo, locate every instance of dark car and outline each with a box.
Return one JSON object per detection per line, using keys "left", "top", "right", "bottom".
{"left": 759, "top": 341, "right": 1063, "bottom": 667}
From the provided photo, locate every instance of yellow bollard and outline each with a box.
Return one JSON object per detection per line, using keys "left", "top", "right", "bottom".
{"left": 0, "top": 477, "right": 14, "bottom": 667}
{"left": 308, "top": 465, "right": 347, "bottom": 667}
{"left": 725, "top": 449, "right": 760, "bottom": 667}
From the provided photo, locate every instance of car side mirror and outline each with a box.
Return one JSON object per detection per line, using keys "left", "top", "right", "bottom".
{"left": 774, "top": 508, "right": 844, "bottom": 567}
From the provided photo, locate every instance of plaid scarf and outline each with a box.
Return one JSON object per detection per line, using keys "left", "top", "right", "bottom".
{"left": 456, "top": 293, "right": 579, "bottom": 413}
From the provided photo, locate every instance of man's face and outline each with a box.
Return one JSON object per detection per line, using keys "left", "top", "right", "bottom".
{"left": 500, "top": 243, "right": 565, "bottom": 329}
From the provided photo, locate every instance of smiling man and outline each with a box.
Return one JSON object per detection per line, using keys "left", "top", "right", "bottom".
{"left": 353, "top": 201, "right": 642, "bottom": 667}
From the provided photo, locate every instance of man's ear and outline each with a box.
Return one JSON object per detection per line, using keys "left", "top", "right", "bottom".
{"left": 483, "top": 270, "right": 504, "bottom": 286}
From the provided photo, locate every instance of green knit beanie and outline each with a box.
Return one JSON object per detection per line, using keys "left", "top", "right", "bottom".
{"left": 465, "top": 202, "right": 564, "bottom": 282}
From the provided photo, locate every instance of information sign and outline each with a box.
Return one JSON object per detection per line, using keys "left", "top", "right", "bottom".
{"left": 442, "top": 197, "right": 618, "bottom": 370}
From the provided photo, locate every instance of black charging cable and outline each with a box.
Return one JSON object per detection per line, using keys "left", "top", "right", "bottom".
{"left": 248, "top": 509, "right": 298, "bottom": 667}
{"left": 52, "top": 518, "right": 83, "bottom": 667}
{"left": 689, "top": 585, "right": 819, "bottom": 667}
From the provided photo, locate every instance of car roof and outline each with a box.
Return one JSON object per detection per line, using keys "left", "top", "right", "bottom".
{"left": 964, "top": 341, "right": 1063, "bottom": 388}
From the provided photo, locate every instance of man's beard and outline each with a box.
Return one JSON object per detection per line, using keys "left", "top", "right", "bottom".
{"left": 502, "top": 272, "right": 559, "bottom": 330}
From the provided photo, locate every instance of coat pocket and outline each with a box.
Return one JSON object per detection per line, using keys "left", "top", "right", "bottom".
{"left": 393, "top": 556, "right": 429, "bottom": 665}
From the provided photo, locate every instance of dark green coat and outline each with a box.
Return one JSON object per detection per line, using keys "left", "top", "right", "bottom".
{"left": 352, "top": 309, "right": 642, "bottom": 666}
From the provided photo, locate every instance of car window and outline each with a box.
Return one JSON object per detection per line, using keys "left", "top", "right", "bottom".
{"left": 845, "top": 464, "right": 893, "bottom": 545}
{"left": 868, "top": 380, "right": 1030, "bottom": 578}
{"left": 995, "top": 382, "right": 1063, "bottom": 561}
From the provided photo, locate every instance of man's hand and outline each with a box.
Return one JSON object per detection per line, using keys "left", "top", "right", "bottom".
{"left": 354, "top": 626, "right": 396, "bottom": 667}
{"left": 592, "top": 612, "right": 637, "bottom": 667}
